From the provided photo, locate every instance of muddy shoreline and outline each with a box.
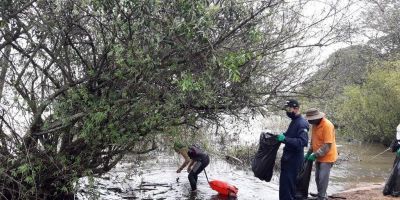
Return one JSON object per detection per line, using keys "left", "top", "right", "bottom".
{"left": 332, "top": 182, "right": 397, "bottom": 200}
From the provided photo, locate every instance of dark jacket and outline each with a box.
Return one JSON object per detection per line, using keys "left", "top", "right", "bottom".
{"left": 187, "top": 145, "right": 208, "bottom": 161}
{"left": 283, "top": 115, "right": 309, "bottom": 153}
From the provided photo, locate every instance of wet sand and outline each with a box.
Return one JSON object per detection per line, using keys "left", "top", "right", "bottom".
{"left": 333, "top": 183, "right": 397, "bottom": 200}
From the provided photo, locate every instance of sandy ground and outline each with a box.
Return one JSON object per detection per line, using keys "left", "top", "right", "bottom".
{"left": 332, "top": 183, "right": 397, "bottom": 200}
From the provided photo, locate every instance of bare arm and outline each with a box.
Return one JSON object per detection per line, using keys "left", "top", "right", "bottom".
{"left": 187, "top": 160, "right": 196, "bottom": 172}
{"left": 177, "top": 149, "right": 191, "bottom": 173}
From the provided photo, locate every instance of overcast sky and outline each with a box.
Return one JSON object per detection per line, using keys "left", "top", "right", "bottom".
{"left": 302, "top": 0, "right": 367, "bottom": 62}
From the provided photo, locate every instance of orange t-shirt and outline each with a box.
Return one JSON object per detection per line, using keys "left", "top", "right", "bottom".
{"left": 311, "top": 118, "right": 337, "bottom": 163}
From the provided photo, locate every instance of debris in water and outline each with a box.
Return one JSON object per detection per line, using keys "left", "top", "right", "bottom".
{"left": 107, "top": 187, "right": 123, "bottom": 193}
{"left": 225, "top": 155, "right": 243, "bottom": 165}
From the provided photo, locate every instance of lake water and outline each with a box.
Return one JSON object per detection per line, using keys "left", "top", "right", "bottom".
{"left": 77, "top": 114, "right": 396, "bottom": 199}
{"left": 77, "top": 140, "right": 395, "bottom": 200}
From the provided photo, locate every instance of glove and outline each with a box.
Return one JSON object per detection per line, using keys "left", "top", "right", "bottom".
{"left": 277, "top": 133, "right": 285, "bottom": 142}
{"left": 305, "top": 152, "right": 311, "bottom": 160}
{"left": 397, "top": 148, "right": 400, "bottom": 156}
{"left": 307, "top": 153, "right": 316, "bottom": 161}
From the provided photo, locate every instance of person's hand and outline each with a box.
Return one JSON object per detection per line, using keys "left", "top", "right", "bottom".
{"left": 187, "top": 167, "right": 192, "bottom": 173}
{"left": 277, "top": 133, "right": 285, "bottom": 142}
{"left": 397, "top": 148, "right": 400, "bottom": 156}
{"left": 306, "top": 153, "right": 316, "bottom": 161}
{"left": 305, "top": 152, "right": 311, "bottom": 160}
{"left": 176, "top": 168, "right": 182, "bottom": 173}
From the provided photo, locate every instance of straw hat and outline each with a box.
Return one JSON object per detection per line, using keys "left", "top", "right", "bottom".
{"left": 305, "top": 108, "right": 325, "bottom": 120}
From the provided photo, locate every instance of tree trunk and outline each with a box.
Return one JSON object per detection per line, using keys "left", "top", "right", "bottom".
{"left": 0, "top": 44, "right": 10, "bottom": 100}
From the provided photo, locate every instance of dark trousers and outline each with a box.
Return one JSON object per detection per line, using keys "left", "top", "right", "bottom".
{"left": 188, "top": 155, "right": 210, "bottom": 190}
{"left": 279, "top": 151, "right": 303, "bottom": 200}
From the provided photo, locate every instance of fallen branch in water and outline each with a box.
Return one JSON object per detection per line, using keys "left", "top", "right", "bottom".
{"left": 225, "top": 155, "right": 243, "bottom": 165}
{"left": 134, "top": 188, "right": 157, "bottom": 191}
{"left": 140, "top": 183, "right": 170, "bottom": 187}
{"left": 152, "top": 190, "right": 169, "bottom": 196}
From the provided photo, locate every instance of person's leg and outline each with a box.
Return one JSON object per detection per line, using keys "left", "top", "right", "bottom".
{"left": 280, "top": 152, "right": 301, "bottom": 200}
{"left": 188, "top": 170, "right": 198, "bottom": 191}
{"left": 316, "top": 162, "right": 333, "bottom": 200}
{"left": 280, "top": 167, "right": 296, "bottom": 200}
{"left": 192, "top": 161, "right": 203, "bottom": 174}
{"left": 279, "top": 166, "right": 288, "bottom": 200}
{"left": 194, "top": 156, "right": 210, "bottom": 179}
{"left": 188, "top": 162, "right": 201, "bottom": 191}
{"left": 315, "top": 162, "right": 321, "bottom": 196}
{"left": 188, "top": 157, "right": 210, "bottom": 191}
{"left": 196, "top": 156, "right": 210, "bottom": 173}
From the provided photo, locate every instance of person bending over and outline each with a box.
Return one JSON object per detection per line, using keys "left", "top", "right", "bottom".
{"left": 174, "top": 142, "right": 210, "bottom": 192}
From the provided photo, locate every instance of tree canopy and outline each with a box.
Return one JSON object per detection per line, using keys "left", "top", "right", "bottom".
{"left": 0, "top": 0, "right": 350, "bottom": 198}
{"left": 303, "top": 0, "right": 400, "bottom": 142}
{"left": 335, "top": 60, "right": 400, "bottom": 143}
{"left": 300, "top": 45, "right": 382, "bottom": 117}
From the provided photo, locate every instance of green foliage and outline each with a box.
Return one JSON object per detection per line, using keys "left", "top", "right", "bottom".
{"left": 0, "top": 20, "right": 5, "bottom": 28}
{"left": 0, "top": 0, "right": 345, "bottom": 198}
{"left": 301, "top": 45, "right": 382, "bottom": 124}
{"left": 179, "top": 73, "right": 204, "bottom": 92}
{"left": 219, "top": 51, "right": 253, "bottom": 82}
{"left": 335, "top": 60, "right": 400, "bottom": 143}
{"left": 249, "top": 27, "right": 262, "bottom": 43}
{"left": 15, "top": 162, "right": 37, "bottom": 186}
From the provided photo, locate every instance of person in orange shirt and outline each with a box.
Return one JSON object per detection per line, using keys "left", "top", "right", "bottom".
{"left": 305, "top": 108, "right": 337, "bottom": 200}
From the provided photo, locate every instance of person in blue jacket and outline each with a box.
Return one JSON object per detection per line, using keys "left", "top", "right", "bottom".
{"left": 277, "top": 99, "right": 309, "bottom": 200}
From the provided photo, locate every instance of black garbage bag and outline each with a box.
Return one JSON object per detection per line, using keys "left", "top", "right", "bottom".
{"left": 295, "top": 159, "right": 313, "bottom": 199}
{"left": 390, "top": 139, "right": 400, "bottom": 152}
{"left": 383, "top": 155, "right": 400, "bottom": 196}
{"left": 251, "top": 132, "right": 280, "bottom": 182}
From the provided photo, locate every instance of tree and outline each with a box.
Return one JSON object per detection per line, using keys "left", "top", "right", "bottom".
{"left": 0, "top": 0, "right": 349, "bottom": 198}
{"left": 301, "top": 0, "right": 400, "bottom": 127}
{"left": 301, "top": 45, "right": 381, "bottom": 118}
{"left": 335, "top": 60, "right": 400, "bottom": 143}
{"left": 362, "top": 0, "right": 400, "bottom": 55}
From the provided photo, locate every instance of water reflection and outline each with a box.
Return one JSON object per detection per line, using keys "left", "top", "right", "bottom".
{"left": 332, "top": 141, "right": 394, "bottom": 189}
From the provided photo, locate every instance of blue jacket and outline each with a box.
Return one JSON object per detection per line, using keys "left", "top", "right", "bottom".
{"left": 283, "top": 115, "right": 309, "bottom": 153}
